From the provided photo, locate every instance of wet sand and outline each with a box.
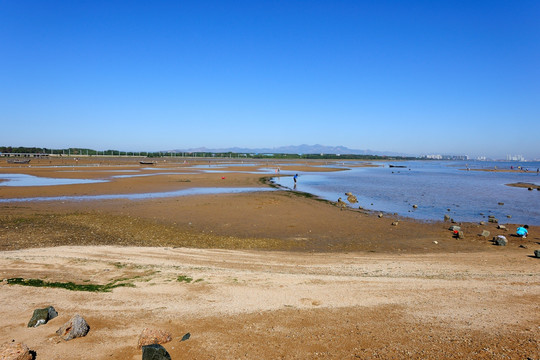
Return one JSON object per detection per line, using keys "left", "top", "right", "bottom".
{"left": 0, "top": 157, "right": 539, "bottom": 359}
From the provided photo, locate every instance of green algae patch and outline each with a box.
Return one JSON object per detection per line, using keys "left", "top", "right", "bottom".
{"left": 5, "top": 277, "right": 135, "bottom": 292}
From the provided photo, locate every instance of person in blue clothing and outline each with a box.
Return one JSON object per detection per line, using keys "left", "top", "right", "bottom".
{"left": 293, "top": 174, "right": 298, "bottom": 184}
{"left": 516, "top": 225, "right": 529, "bottom": 238}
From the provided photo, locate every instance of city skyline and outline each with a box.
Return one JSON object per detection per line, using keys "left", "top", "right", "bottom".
{"left": 1, "top": 1, "right": 539, "bottom": 159}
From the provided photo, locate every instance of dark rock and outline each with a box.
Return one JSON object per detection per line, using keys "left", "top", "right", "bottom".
{"left": 498, "top": 202, "right": 504, "bottom": 205}
{"left": 494, "top": 235, "right": 507, "bottom": 246}
{"left": 412, "top": 204, "right": 418, "bottom": 208}
{"left": 534, "top": 250, "right": 540, "bottom": 258}
{"left": 28, "top": 306, "right": 58, "bottom": 328}
{"left": 56, "top": 314, "right": 89, "bottom": 341}
{"left": 506, "top": 215, "right": 512, "bottom": 218}
{"left": 180, "top": 333, "right": 191, "bottom": 342}
{"left": 528, "top": 187, "right": 533, "bottom": 191}
{"left": 142, "top": 344, "right": 171, "bottom": 360}
{"left": 488, "top": 218, "right": 498, "bottom": 223}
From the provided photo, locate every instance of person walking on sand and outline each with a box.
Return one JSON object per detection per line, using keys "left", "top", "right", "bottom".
{"left": 516, "top": 225, "right": 529, "bottom": 238}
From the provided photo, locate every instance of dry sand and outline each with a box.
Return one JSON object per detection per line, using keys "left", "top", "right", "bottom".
{"left": 0, "top": 157, "right": 539, "bottom": 359}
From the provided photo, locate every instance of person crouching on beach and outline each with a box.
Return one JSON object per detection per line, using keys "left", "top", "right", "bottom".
{"left": 516, "top": 225, "right": 529, "bottom": 238}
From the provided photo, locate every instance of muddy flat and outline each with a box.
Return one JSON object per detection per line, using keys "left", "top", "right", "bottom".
{"left": 0, "top": 157, "right": 539, "bottom": 359}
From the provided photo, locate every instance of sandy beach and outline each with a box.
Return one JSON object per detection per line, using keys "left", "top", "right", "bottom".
{"left": 1, "top": 157, "right": 539, "bottom": 359}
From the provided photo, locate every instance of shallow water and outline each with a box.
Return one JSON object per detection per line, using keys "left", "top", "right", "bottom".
{"left": 0, "top": 187, "right": 274, "bottom": 203}
{"left": 0, "top": 174, "right": 107, "bottom": 187}
{"left": 274, "top": 161, "right": 540, "bottom": 225}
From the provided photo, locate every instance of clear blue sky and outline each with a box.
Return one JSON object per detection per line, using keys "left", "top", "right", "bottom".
{"left": 1, "top": 1, "right": 539, "bottom": 158}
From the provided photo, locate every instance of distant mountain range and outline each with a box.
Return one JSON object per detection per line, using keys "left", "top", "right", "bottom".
{"left": 171, "top": 144, "right": 412, "bottom": 157}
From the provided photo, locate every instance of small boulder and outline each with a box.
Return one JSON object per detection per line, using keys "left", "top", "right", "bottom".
{"left": 488, "top": 218, "right": 499, "bottom": 223}
{"left": 443, "top": 214, "right": 450, "bottom": 221}
{"left": 498, "top": 202, "right": 504, "bottom": 206}
{"left": 137, "top": 328, "right": 172, "bottom": 349}
{"left": 534, "top": 250, "right": 540, "bottom": 258}
{"left": 506, "top": 215, "right": 512, "bottom": 219}
{"left": 479, "top": 221, "right": 485, "bottom": 225}
{"left": 56, "top": 314, "right": 90, "bottom": 341}
{"left": 449, "top": 225, "right": 461, "bottom": 232}
{"left": 497, "top": 225, "right": 507, "bottom": 230}
{"left": 346, "top": 193, "right": 358, "bottom": 203}
{"left": 377, "top": 213, "right": 383, "bottom": 218}
{"left": 412, "top": 204, "right": 418, "bottom": 209}
{"left": 0, "top": 342, "right": 32, "bottom": 360}
{"left": 28, "top": 306, "right": 58, "bottom": 328}
{"left": 142, "top": 344, "right": 171, "bottom": 360}
{"left": 493, "top": 235, "right": 507, "bottom": 246}
{"left": 480, "top": 230, "right": 490, "bottom": 238}
{"left": 391, "top": 221, "right": 398, "bottom": 226}
{"left": 528, "top": 187, "right": 533, "bottom": 191}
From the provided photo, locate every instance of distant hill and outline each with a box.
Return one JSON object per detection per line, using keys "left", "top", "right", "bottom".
{"left": 171, "top": 144, "right": 411, "bottom": 157}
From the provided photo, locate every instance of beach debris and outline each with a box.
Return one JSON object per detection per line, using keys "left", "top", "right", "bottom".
{"left": 480, "top": 230, "right": 490, "bottom": 238}
{"left": 28, "top": 306, "right": 58, "bottom": 328}
{"left": 142, "top": 344, "right": 171, "bottom": 360}
{"left": 449, "top": 225, "right": 461, "bottom": 232}
{"left": 412, "top": 204, "right": 418, "bottom": 209}
{"left": 497, "top": 225, "right": 507, "bottom": 230}
{"left": 337, "top": 198, "right": 347, "bottom": 209}
{"left": 137, "top": 328, "right": 172, "bottom": 349}
{"left": 534, "top": 250, "right": 540, "bottom": 258}
{"left": 444, "top": 214, "right": 450, "bottom": 221}
{"left": 0, "top": 341, "right": 32, "bottom": 360}
{"left": 345, "top": 192, "right": 358, "bottom": 203}
{"left": 433, "top": 241, "right": 438, "bottom": 244}
{"left": 377, "top": 213, "right": 383, "bottom": 218}
{"left": 391, "top": 221, "right": 398, "bottom": 226}
{"left": 56, "top": 314, "right": 90, "bottom": 341}
{"left": 180, "top": 332, "right": 191, "bottom": 342}
{"left": 493, "top": 235, "right": 507, "bottom": 246}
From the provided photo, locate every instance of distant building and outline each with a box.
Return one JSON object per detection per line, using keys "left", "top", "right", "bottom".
{"left": 506, "top": 154, "right": 525, "bottom": 161}
{"left": 421, "top": 154, "right": 468, "bottom": 160}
